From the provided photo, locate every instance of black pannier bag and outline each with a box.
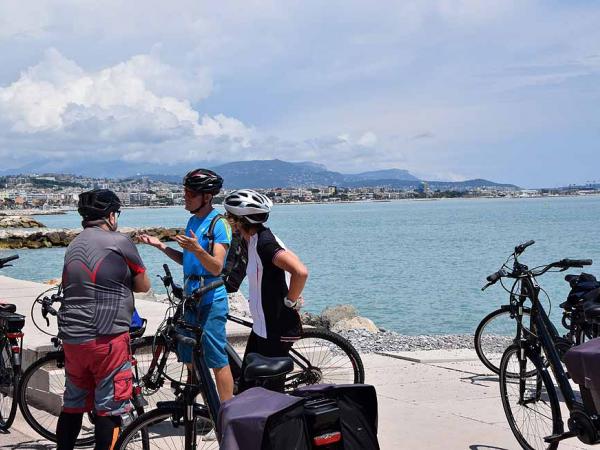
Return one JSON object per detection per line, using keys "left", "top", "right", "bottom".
{"left": 563, "top": 273, "right": 600, "bottom": 308}
{"left": 0, "top": 308, "right": 25, "bottom": 333}
{"left": 218, "top": 387, "right": 310, "bottom": 450}
{"left": 564, "top": 338, "right": 600, "bottom": 413}
{"left": 293, "top": 384, "right": 380, "bottom": 450}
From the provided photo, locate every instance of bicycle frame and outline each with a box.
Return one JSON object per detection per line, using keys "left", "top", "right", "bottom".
{"left": 518, "top": 275, "right": 578, "bottom": 410}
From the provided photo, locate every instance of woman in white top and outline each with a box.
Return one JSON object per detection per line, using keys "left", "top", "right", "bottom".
{"left": 223, "top": 189, "right": 308, "bottom": 391}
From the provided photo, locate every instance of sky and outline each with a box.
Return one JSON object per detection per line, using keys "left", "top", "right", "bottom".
{"left": 1, "top": 1, "right": 599, "bottom": 187}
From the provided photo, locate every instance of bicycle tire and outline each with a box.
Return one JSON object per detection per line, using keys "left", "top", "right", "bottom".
{"left": 0, "top": 338, "right": 18, "bottom": 430}
{"left": 115, "top": 403, "right": 218, "bottom": 450}
{"left": 474, "top": 307, "right": 531, "bottom": 375}
{"left": 286, "top": 328, "right": 365, "bottom": 389}
{"left": 499, "top": 345, "right": 562, "bottom": 450}
{"left": 18, "top": 351, "right": 96, "bottom": 446}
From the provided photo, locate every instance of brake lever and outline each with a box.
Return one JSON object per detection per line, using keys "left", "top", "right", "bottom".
{"left": 481, "top": 282, "right": 493, "bottom": 291}
{"left": 42, "top": 307, "right": 50, "bottom": 326}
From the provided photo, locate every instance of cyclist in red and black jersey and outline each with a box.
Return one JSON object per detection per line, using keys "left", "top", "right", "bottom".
{"left": 57, "top": 189, "right": 150, "bottom": 450}
{"left": 223, "top": 189, "right": 308, "bottom": 391}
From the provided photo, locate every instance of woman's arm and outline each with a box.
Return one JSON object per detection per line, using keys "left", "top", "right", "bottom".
{"left": 273, "top": 249, "right": 308, "bottom": 300}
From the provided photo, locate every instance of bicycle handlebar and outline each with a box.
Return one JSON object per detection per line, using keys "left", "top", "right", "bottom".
{"left": 515, "top": 240, "right": 535, "bottom": 255}
{"left": 40, "top": 294, "right": 61, "bottom": 326}
{"left": 0, "top": 254, "right": 19, "bottom": 268}
{"left": 486, "top": 270, "right": 506, "bottom": 283}
{"left": 162, "top": 264, "right": 183, "bottom": 300}
{"left": 554, "top": 258, "right": 592, "bottom": 268}
{"left": 482, "top": 253, "right": 592, "bottom": 291}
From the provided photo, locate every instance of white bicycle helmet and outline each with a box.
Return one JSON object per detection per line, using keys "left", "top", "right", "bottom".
{"left": 224, "top": 189, "right": 273, "bottom": 224}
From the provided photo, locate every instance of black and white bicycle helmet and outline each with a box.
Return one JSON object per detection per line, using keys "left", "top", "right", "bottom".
{"left": 224, "top": 189, "right": 273, "bottom": 224}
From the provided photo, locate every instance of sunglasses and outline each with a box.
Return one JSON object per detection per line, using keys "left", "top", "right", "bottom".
{"left": 184, "top": 188, "right": 202, "bottom": 198}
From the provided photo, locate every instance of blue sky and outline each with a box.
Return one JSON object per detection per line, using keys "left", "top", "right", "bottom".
{"left": 0, "top": 1, "right": 599, "bottom": 187}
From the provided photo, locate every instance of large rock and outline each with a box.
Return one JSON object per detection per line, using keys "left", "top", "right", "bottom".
{"left": 321, "top": 304, "right": 358, "bottom": 328}
{"left": 0, "top": 216, "right": 45, "bottom": 228}
{"left": 0, "top": 227, "right": 185, "bottom": 248}
{"left": 331, "top": 316, "right": 379, "bottom": 334}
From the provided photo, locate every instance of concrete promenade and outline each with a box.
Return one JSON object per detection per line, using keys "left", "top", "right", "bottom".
{"left": 0, "top": 276, "right": 594, "bottom": 449}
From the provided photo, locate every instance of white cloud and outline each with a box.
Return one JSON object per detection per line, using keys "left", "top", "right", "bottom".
{"left": 0, "top": 49, "right": 252, "bottom": 163}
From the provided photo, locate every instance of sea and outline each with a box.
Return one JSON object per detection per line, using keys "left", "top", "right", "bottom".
{"left": 2, "top": 196, "right": 600, "bottom": 335}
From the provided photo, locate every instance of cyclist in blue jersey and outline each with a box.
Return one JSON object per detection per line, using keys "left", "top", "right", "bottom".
{"left": 139, "top": 169, "right": 233, "bottom": 401}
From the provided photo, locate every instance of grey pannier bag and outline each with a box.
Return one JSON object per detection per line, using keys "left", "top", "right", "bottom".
{"left": 217, "top": 387, "right": 310, "bottom": 450}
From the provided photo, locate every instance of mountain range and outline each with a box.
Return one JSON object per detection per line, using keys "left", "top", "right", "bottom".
{"left": 1, "top": 158, "right": 518, "bottom": 190}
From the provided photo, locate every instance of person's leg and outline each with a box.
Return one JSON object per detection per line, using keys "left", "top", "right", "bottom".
{"left": 237, "top": 331, "right": 260, "bottom": 392}
{"left": 93, "top": 334, "right": 133, "bottom": 449}
{"left": 212, "top": 364, "right": 234, "bottom": 401}
{"left": 199, "top": 298, "right": 233, "bottom": 401}
{"left": 94, "top": 415, "right": 122, "bottom": 450}
{"left": 59, "top": 343, "right": 95, "bottom": 450}
{"left": 56, "top": 412, "right": 84, "bottom": 450}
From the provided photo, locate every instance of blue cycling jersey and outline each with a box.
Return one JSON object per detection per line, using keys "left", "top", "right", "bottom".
{"left": 182, "top": 209, "right": 231, "bottom": 305}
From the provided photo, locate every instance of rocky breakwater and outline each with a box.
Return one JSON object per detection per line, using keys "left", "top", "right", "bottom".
{"left": 0, "top": 226, "right": 185, "bottom": 249}
{"left": 0, "top": 215, "right": 45, "bottom": 228}
{"left": 301, "top": 304, "right": 473, "bottom": 354}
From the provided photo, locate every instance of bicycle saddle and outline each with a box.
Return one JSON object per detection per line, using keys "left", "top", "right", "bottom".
{"left": 0, "top": 303, "right": 16, "bottom": 314}
{"left": 243, "top": 352, "right": 294, "bottom": 381}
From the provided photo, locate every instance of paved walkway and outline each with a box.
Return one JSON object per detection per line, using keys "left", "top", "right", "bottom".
{"left": 1, "top": 275, "right": 595, "bottom": 449}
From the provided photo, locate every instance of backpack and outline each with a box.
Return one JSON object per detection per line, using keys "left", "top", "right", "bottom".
{"left": 207, "top": 214, "right": 248, "bottom": 293}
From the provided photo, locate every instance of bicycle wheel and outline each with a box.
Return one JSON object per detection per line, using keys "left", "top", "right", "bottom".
{"left": 0, "top": 339, "right": 18, "bottom": 430}
{"left": 115, "top": 403, "right": 218, "bottom": 449}
{"left": 286, "top": 328, "right": 364, "bottom": 390}
{"left": 475, "top": 307, "right": 531, "bottom": 375}
{"left": 133, "top": 335, "right": 188, "bottom": 408}
{"left": 499, "top": 345, "right": 562, "bottom": 450}
{"left": 18, "top": 351, "right": 95, "bottom": 446}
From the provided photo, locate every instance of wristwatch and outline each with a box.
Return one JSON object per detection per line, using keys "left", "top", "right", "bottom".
{"left": 284, "top": 295, "right": 303, "bottom": 309}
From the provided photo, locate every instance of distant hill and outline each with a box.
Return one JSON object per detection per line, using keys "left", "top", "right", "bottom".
{"left": 1, "top": 158, "right": 518, "bottom": 190}
{"left": 346, "top": 169, "right": 419, "bottom": 182}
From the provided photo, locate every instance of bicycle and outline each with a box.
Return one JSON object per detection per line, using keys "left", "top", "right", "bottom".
{"left": 475, "top": 240, "right": 585, "bottom": 374}
{"left": 17, "top": 288, "right": 184, "bottom": 447}
{"left": 138, "top": 264, "right": 364, "bottom": 400}
{"left": 116, "top": 279, "right": 303, "bottom": 449}
{"left": 0, "top": 254, "right": 23, "bottom": 430}
{"left": 485, "top": 252, "right": 594, "bottom": 449}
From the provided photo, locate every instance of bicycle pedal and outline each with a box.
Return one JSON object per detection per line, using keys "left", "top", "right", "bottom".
{"left": 544, "top": 431, "right": 576, "bottom": 443}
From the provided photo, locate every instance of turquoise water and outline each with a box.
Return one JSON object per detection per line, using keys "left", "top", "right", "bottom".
{"left": 2, "top": 197, "right": 600, "bottom": 335}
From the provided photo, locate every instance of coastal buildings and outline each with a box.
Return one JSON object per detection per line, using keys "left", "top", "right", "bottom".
{"left": 0, "top": 173, "right": 597, "bottom": 211}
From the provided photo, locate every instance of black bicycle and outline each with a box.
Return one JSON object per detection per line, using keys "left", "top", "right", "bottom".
{"left": 138, "top": 265, "right": 364, "bottom": 400}
{"left": 0, "top": 254, "right": 23, "bottom": 430}
{"left": 116, "top": 279, "right": 308, "bottom": 449}
{"left": 485, "top": 253, "right": 594, "bottom": 449}
{"left": 475, "top": 240, "right": 585, "bottom": 374}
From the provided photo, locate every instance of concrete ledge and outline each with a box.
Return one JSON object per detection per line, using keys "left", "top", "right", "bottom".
{"left": 376, "top": 348, "right": 479, "bottom": 363}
